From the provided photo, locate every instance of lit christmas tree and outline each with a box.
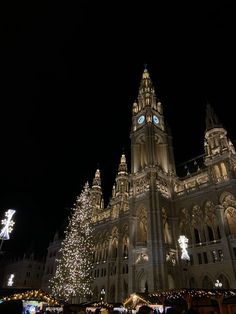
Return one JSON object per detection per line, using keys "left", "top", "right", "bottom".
{"left": 50, "top": 182, "right": 94, "bottom": 302}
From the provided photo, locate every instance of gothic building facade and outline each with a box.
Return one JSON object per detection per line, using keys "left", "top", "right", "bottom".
{"left": 89, "top": 68, "right": 236, "bottom": 303}
{"left": 0, "top": 253, "right": 45, "bottom": 289}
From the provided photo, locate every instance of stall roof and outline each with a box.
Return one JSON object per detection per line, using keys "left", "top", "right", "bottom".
{"left": 123, "top": 289, "right": 236, "bottom": 309}
{"left": 0, "top": 288, "right": 60, "bottom": 306}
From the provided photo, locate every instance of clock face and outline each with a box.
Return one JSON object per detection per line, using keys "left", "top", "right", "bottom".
{"left": 153, "top": 115, "right": 159, "bottom": 124}
{"left": 138, "top": 115, "right": 145, "bottom": 124}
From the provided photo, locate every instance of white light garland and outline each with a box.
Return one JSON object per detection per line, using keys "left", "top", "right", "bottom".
{"left": 50, "top": 182, "right": 94, "bottom": 301}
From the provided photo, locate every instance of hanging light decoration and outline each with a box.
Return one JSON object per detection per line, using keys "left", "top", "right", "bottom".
{"left": 0, "top": 209, "right": 16, "bottom": 251}
{"left": 178, "top": 235, "right": 190, "bottom": 260}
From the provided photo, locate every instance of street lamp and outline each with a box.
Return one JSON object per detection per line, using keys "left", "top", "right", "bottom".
{"left": 215, "top": 279, "right": 222, "bottom": 288}
{"left": 101, "top": 288, "right": 105, "bottom": 303}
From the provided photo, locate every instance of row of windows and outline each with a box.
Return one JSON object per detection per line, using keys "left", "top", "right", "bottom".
{"left": 94, "top": 268, "right": 107, "bottom": 278}
{"left": 193, "top": 226, "right": 221, "bottom": 245}
{"left": 25, "top": 272, "right": 41, "bottom": 278}
{"left": 190, "top": 249, "right": 223, "bottom": 265}
{"left": 93, "top": 244, "right": 128, "bottom": 263}
{"left": 93, "top": 264, "right": 128, "bottom": 278}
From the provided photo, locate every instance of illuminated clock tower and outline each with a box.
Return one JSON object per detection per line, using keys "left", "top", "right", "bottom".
{"left": 131, "top": 68, "right": 175, "bottom": 174}
{"left": 129, "top": 67, "right": 178, "bottom": 292}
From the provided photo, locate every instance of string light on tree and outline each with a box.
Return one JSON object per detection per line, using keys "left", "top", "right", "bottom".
{"left": 0, "top": 209, "right": 16, "bottom": 251}
{"left": 178, "top": 235, "right": 190, "bottom": 261}
{"left": 50, "top": 182, "right": 94, "bottom": 302}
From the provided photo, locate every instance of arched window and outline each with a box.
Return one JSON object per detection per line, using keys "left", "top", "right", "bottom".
{"left": 123, "top": 235, "right": 129, "bottom": 258}
{"left": 194, "top": 228, "right": 200, "bottom": 244}
{"left": 226, "top": 207, "right": 236, "bottom": 234}
{"left": 192, "top": 205, "right": 204, "bottom": 244}
{"left": 202, "top": 275, "right": 213, "bottom": 289}
{"left": 111, "top": 238, "right": 118, "bottom": 259}
{"left": 214, "top": 165, "right": 221, "bottom": 181}
{"left": 189, "top": 277, "right": 196, "bottom": 288}
{"left": 208, "top": 226, "right": 214, "bottom": 242}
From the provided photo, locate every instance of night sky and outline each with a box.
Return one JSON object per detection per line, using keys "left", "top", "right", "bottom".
{"left": 1, "top": 3, "right": 236, "bottom": 255}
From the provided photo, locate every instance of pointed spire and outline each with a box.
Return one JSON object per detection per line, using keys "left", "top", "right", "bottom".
{"left": 139, "top": 66, "right": 154, "bottom": 92}
{"left": 91, "top": 168, "right": 104, "bottom": 210}
{"left": 118, "top": 154, "right": 128, "bottom": 173}
{"left": 134, "top": 65, "right": 160, "bottom": 113}
{"left": 113, "top": 153, "right": 129, "bottom": 198}
{"left": 205, "top": 102, "right": 222, "bottom": 131}
{"left": 92, "top": 169, "right": 101, "bottom": 187}
{"left": 204, "top": 101, "right": 236, "bottom": 164}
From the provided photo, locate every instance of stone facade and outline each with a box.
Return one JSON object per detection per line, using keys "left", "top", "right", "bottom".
{"left": 41, "top": 232, "right": 61, "bottom": 292}
{"left": 89, "top": 68, "right": 236, "bottom": 303}
{"left": 1, "top": 253, "right": 45, "bottom": 289}
{"left": 43, "top": 68, "right": 236, "bottom": 304}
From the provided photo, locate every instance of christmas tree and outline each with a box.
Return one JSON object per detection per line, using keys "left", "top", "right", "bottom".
{"left": 50, "top": 182, "right": 94, "bottom": 301}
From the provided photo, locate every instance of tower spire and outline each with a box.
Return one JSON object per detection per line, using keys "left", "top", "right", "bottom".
{"left": 113, "top": 153, "right": 129, "bottom": 197}
{"left": 91, "top": 168, "right": 104, "bottom": 210}
{"left": 135, "top": 66, "right": 158, "bottom": 111}
{"left": 92, "top": 169, "right": 101, "bottom": 187}
{"left": 205, "top": 102, "right": 222, "bottom": 131}
{"left": 118, "top": 153, "right": 128, "bottom": 173}
{"left": 204, "top": 102, "right": 236, "bottom": 163}
{"left": 131, "top": 67, "right": 175, "bottom": 174}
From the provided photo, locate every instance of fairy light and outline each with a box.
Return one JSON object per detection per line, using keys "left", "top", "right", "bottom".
{"left": 50, "top": 182, "right": 94, "bottom": 301}
{"left": 2, "top": 289, "right": 59, "bottom": 305}
{"left": 124, "top": 289, "right": 233, "bottom": 310}
{"left": 178, "top": 235, "right": 190, "bottom": 260}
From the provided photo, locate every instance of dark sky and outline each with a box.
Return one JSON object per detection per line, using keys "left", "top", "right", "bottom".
{"left": 1, "top": 2, "right": 236, "bottom": 255}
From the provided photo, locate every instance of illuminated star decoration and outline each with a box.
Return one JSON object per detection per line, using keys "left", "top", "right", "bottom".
{"left": 7, "top": 274, "right": 15, "bottom": 287}
{"left": 178, "top": 235, "right": 190, "bottom": 260}
{"left": 0, "top": 209, "right": 16, "bottom": 240}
